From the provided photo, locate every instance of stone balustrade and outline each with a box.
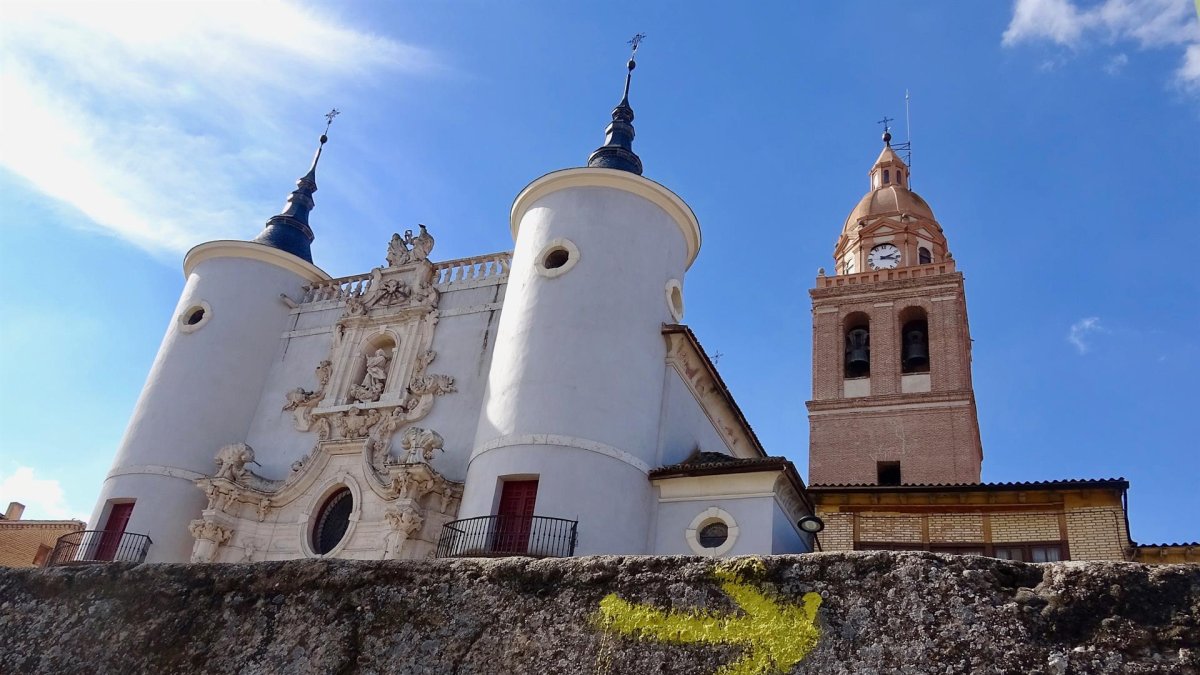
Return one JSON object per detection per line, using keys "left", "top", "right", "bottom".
{"left": 300, "top": 252, "right": 513, "bottom": 304}
{"left": 816, "top": 260, "right": 957, "bottom": 288}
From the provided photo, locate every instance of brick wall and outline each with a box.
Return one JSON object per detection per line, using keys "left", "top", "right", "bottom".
{"left": 808, "top": 273, "right": 983, "bottom": 486}
{"left": 992, "top": 513, "right": 1059, "bottom": 543}
{"left": 0, "top": 521, "right": 84, "bottom": 567}
{"left": 1065, "top": 506, "right": 1129, "bottom": 561}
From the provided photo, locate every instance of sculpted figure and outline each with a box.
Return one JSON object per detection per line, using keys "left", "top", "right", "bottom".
{"left": 401, "top": 427, "right": 445, "bottom": 463}
{"left": 386, "top": 232, "right": 412, "bottom": 267}
{"left": 214, "top": 444, "right": 255, "bottom": 481}
{"left": 351, "top": 349, "right": 390, "bottom": 402}
{"left": 409, "top": 224, "right": 434, "bottom": 261}
{"left": 410, "top": 279, "right": 439, "bottom": 309}
{"left": 283, "top": 387, "right": 321, "bottom": 411}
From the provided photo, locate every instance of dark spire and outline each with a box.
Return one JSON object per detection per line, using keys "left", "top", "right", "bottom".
{"left": 252, "top": 109, "right": 340, "bottom": 263}
{"left": 587, "top": 34, "right": 645, "bottom": 175}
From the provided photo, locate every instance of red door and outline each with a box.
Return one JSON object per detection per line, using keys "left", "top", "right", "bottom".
{"left": 96, "top": 503, "right": 134, "bottom": 561}
{"left": 494, "top": 480, "right": 537, "bottom": 554}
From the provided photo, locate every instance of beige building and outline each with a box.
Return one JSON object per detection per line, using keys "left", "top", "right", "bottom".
{"left": 805, "top": 132, "right": 1161, "bottom": 563}
{"left": 0, "top": 502, "right": 84, "bottom": 568}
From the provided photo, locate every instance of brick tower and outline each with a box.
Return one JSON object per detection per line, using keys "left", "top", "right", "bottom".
{"left": 807, "top": 131, "right": 983, "bottom": 486}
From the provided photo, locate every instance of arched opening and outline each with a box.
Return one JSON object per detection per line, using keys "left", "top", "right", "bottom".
{"left": 918, "top": 246, "right": 932, "bottom": 265}
{"left": 883, "top": 169, "right": 890, "bottom": 184}
{"left": 312, "top": 487, "right": 353, "bottom": 555}
{"left": 899, "top": 307, "right": 930, "bottom": 374}
{"left": 844, "top": 312, "right": 871, "bottom": 379}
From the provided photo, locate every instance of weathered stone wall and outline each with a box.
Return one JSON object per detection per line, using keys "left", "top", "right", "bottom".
{"left": 1, "top": 552, "right": 1196, "bottom": 674}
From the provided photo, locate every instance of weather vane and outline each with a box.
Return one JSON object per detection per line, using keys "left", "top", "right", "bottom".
{"left": 876, "top": 115, "right": 894, "bottom": 135}
{"left": 323, "top": 109, "right": 340, "bottom": 135}
{"left": 628, "top": 32, "right": 646, "bottom": 58}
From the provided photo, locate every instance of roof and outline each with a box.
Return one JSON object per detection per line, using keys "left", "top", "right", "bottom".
{"left": 662, "top": 324, "right": 767, "bottom": 458}
{"left": 808, "top": 478, "right": 1130, "bottom": 493}
{"left": 649, "top": 451, "right": 815, "bottom": 513}
{"left": 842, "top": 185, "right": 937, "bottom": 235}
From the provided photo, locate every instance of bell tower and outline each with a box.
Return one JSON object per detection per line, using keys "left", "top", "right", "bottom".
{"left": 807, "top": 129, "right": 982, "bottom": 486}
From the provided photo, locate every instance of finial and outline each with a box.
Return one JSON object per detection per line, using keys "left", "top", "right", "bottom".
{"left": 587, "top": 34, "right": 645, "bottom": 175}
{"left": 877, "top": 115, "right": 894, "bottom": 145}
{"left": 251, "top": 109, "right": 341, "bottom": 263}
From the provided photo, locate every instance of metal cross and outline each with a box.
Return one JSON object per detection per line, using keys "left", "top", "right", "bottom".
{"left": 711, "top": 350, "right": 724, "bottom": 364}
{"left": 628, "top": 32, "right": 646, "bottom": 56}
{"left": 877, "top": 115, "right": 893, "bottom": 134}
{"left": 324, "top": 108, "right": 341, "bottom": 134}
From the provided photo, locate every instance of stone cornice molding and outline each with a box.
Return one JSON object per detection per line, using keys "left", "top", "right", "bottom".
{"left": 509, "top": 168, "right": 702, "bottom": 268}
{"left": 184, "top": 240, "right": 331, "bottom": 283}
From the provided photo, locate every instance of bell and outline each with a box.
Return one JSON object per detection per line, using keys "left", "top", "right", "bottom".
{"left": 845, "top": 328, "right": 870, "bottom": 370}
{"left": 902, "top": 328, "right": 929, "bottom": 369}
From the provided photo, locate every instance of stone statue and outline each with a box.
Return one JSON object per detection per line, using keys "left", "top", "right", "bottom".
{"left": 386, "top": 232, "right": 412, "bottom": 267}
{"left": 409, "top": 224, "right": 434, "bottom": 261}
{"left": 315, "top": 360, "right": 332, "bottom": 388}
{"left": 214, "top": 444, "right": 255, "bottom": 482}
{"left": 401, "top": 427, "right": 445, "bottom": 463}
{"left": 351, "top": 349, "right": 390, "bottom": 402}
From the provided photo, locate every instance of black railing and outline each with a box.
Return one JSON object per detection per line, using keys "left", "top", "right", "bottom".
{"left": 435, "top": 515, "right": 578, "bottom": 558}
{"left": 46, "top": 530, "right": 152, "bottom": 566}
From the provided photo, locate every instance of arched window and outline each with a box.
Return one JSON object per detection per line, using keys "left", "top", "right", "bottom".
{"left": 312, "top": 487, "right": 353, "bottom": 555}
{"left": 883, "top": 169, "right": 890, "bottom": 184}
{"left": 844, "top": 313, "right": 871, "bottom": 378}
{"left": 899, "top": 307, "right": 930, "bottom": 374}
{"left": 918, "top": 247, "right": 932, "bottom": 265}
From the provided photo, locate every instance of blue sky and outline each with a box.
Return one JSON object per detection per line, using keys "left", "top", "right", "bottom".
{"left": 1, "top": 1, "right": 1197, "bottom": 546}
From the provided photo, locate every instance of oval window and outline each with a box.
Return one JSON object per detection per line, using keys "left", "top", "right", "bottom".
{"left": 698, "top": 521, "right": 729, "bottom": 549}
{"left": 313, "top": 488, "right": 353, "bottom": 555}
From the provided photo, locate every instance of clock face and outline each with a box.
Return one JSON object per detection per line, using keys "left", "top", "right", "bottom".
{"left": 868, "top": 243, "right": 901, "bottom": 270}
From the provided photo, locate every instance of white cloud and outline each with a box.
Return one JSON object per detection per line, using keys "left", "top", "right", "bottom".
{"left": 1067, "top": 316, "right": 1104, "bottom": 354}
{"left": 0, "top": 1, "right": 437, "bottom": 256}
{"left": 0, "top": 467, "right": 86, "bottom": 521}
{"left": 1002, "top": 0, "right": 1200, "bottom": 91}
{"left": 1105, "top": 52, "right": 1130, "bottom": 74}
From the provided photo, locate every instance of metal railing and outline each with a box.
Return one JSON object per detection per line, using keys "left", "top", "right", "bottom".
{"left": 435, "top": 515, "right": 578, "bottom": 559}
{"left": 46, "top": 530, "right": 152, "bottom": 566}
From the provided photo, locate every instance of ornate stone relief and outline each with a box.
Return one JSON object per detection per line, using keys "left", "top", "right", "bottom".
{"left": 188, "top": 518, "right": 233, "bottom": 563}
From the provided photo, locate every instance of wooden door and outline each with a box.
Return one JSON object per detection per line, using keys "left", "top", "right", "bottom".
{"left": 494, "top": 480, "right": 537, "bottom": 554}
{"left": 96, "top": 502, "right": 134, "bottom": 561}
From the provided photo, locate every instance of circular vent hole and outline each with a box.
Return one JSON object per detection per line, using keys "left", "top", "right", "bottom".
{"left": 543, "top": 247, "right": 570, "bottom": 269}
{"left": 185, "top": 308, "right": 206, "bottom": 325}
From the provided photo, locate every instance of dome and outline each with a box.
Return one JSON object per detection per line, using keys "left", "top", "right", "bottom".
{"left": 841, "top": 185, "right": 937, "bottom": 236}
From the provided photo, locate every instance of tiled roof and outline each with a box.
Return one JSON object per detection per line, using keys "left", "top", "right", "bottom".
{"left": 648, "top": 452, "right": 789, "bottom": 478}
{"left": 808, "top": 478, "right": 1129, "bottom": 492}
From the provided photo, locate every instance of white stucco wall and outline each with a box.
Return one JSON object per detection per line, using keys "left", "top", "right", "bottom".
{"left": 655, "top": 368, "right": 734, "bottom": 468}
{"left": 652, "top": 493, "right": 775, "bottom": 556}
{"left": 93, "top": 252, "right": 313, "bottom": 562}
{"left": 465, "top": 171, "right": 697, "bottom": 554}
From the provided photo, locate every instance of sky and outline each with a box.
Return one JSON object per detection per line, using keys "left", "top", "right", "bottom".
{"left": 1, "top": 1, "right": 1197, "bottom": 546}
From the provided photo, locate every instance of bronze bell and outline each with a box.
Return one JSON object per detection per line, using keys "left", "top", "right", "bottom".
{"left": 902, "top": 328, "right": 929, "bottom": 369}
{"left": 845, "top": 328, "right": 870, "bottom": 371}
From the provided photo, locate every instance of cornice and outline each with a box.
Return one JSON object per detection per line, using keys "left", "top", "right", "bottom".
{"left": 183, "top": 240, "right": 332, "bottom": 283}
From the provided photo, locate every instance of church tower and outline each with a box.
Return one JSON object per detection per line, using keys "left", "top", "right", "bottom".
{"left": 807, "top": 130, "right": 982, "bottom": 486}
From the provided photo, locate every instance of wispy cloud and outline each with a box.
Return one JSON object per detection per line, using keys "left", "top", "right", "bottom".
{"left": 0, "top": 1, "right": 437, "bottom": 257}
{"left": 1105, "top": 52, "right": 1130, "bottom": 74}
{"left": 1067, "top": 316, "right": 1104, "bottom": 354}
{"left": 0, "top": 466, "right": 86, "bottom": 521}
{"left": 1002, "top": 0, "right": 1200, "bottom": 92}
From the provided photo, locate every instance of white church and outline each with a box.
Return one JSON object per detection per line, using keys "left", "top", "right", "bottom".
{"left": 79, "top": 50, "right": 824, "bottom": 565}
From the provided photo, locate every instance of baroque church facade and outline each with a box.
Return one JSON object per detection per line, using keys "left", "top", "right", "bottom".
{"left": 75, "top": 54, "right": 1192, "bottom": 567}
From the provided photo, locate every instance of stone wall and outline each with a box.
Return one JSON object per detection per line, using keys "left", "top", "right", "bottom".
{"left": 1, "top": 552, "right": 1196, "bottom": 674}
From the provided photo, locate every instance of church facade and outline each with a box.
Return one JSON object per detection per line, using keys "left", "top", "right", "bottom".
{"left": 82, "top": 54, "right": 821, "bottom": 565}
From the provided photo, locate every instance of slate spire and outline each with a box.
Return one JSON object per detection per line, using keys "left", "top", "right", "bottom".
{"left": 252, "top": 109, "right": 339, "bottom": 263}
{"left": 587, "top": 34, "right": 645, "bottom": 175}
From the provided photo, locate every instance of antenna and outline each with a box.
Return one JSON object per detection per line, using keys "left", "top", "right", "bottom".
{"left": 891, "top": 90, "right": 913, "bottom": 168}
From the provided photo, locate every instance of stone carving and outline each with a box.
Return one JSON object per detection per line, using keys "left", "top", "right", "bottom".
{"left": 188, "top": 518, "right": 233, "bottom": 563}
{"left": 382, "top": 503, "right": 424, "bottom": 560}
{"left": 368, "top": 275, "right": 410, "bottom": 308}
{"left": 215, "top": 444, "right": 256, "bottom": 482}
{"left": 411, "top": 279, "right": 439, "bottom": 309}
{"left": 401, "top": 427, "right": 445, "bottom": 463}
{"left": 350, "top": 349, "right": 391, "bottom": 403}
{"left": 386, "top": 224, "right": 435, "bottom": 267}
{"left": 333, "top": 406, "right": 383, "bottom": 439}
{"left": 409, "top": 373, "right": 455, "bottom": 397}
{"left": 315, "top": 360, "right": 332, "bottom": 388}
{"left": 365, "top": 408, "right": 406, "bottom": 471}
{"left": 283, "top": 387, "right": 322, "bottom": 411}
{"left": 256, "top": 497, "right": 272, "bottom": 522}
{"left": 391, "top": 470, "right": 437, "bottom": 501}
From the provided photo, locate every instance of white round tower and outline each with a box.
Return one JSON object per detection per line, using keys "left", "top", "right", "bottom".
{"left": 89, "top": 134, "right": 333, "bottom": 562}
{"left": 462, "top": 47, "right": 702, "bottom": 554}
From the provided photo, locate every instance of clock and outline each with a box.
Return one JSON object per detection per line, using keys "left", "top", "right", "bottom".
{"left": 868, "top": 243, "right": 901, "bottom": 270}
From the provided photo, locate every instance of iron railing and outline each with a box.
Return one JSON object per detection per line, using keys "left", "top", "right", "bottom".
{"left": 46, "top": 530, "right": 152, "bottom": 566}
{"left": 435, "top": 515, "right": 578, "bottom": 559}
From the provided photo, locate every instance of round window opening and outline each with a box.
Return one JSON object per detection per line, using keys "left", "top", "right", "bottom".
{"left": 185, "top": 308, "right": 206, "bottom": 325}
{"left": 312, "top": 488, "right": 353, "bottom": 555}
{"left": 697, "top": 521, "right": 729, "bottom": 549}
{"left": 543, "top": 247, "right": 570, "bottom": 269}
